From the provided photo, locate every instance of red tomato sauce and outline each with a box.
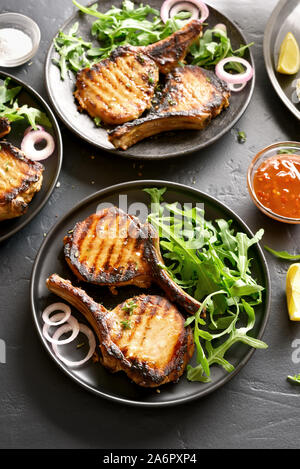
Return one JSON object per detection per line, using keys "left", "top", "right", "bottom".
{"left": 253, "top": 154, "right": 300, "bottom": 219}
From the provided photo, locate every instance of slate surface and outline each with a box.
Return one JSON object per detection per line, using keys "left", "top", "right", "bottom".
{"left": 0, "top": 0, "right": 300, "bottom": 450}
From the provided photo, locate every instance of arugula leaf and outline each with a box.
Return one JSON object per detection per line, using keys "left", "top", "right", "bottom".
{"left": 145, "top": 187, "right": 267, "bottom": 382}
{"left": 0, "top": 80, "right": 52, "bottom": 129}
{"left": 264, "top": 245, "right": 300, "bottom": 261}
{"left": 189, "top": 26, "right": 253, "bottom": 72}
{"left": 287, "top": 374, "right": 300, "bottom": 385}
{"left": 53, "top": 1, "right": 252, "bottom": 80}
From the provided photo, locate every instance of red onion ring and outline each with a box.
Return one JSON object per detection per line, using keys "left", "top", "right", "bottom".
{"left": 21, "top": 129, "right": 55, "bottom": 161}
{"left": 214, "top": 23, "right": 227, "bottom": 34}
{"left": 42, "top": 313, "right": 79, "bottom": 345}
{"left": 24, "top": 125, "right": 45, "bottom": 136}
{"left": 215, "top": 57, "right": 254, "bottom": 91}
{"left": 42, "top": 302, "right": 71, "bottom": 327}
{"left": 169, "top": 2, "right": 199, "bottom": 20}
{"left": 228, "top": 82, "right": 247, "bottom": 92}
{"left": 161, "top": 0, "right": 209, "bottom": 23}
{"left": 52, "top": 323, "right": 96, "bottom": 367}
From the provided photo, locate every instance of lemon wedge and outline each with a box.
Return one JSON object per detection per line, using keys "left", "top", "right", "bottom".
{"left": 286, "top": 263, "right": 300, "bottom": 320}
{"left": 277, "top": 32, "right": 300, "bottom": 75}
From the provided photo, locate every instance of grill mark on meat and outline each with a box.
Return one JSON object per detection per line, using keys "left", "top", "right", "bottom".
{"left": 0, "top": 141, "right": 44, "bottom": 221}
{"left": 95, "top": 66, "right": 133, "bottom": 109}
{"left": 80, "top": 217, "right": 99, "bottom": 271}
{"left": 139, "top": 297, "right": 161, "bottom": 348}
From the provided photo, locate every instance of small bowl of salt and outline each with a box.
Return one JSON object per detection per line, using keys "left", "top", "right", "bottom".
{"left": 0, "top": 13, "right": 40, "bottom": 67}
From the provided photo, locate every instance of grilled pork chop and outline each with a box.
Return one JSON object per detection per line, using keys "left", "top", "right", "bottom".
{"left": 47, "top": 274, "right": 194, "bottom": 387}
{"left": 74, "top": 20, "right": 202, "bottom": 126}
{"left": 109, "top": 65, "right": 231, "bottom": 150}
{"left": 141, "top": 19, "right": 203, "bottom": 74}
{"left": 0, "top": 141, "right": 44, "bottom": 221}
{"left": 75, "top": 48, "right": 159, "bottom": 126}
{"left": 64, "top": 206, "right": 202, "bottom": 314}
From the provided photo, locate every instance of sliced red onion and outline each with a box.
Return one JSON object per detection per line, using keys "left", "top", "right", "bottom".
{"left": 52, "top": 323, "right": 96, "bottom": 367}
{"left": 42, "top": 313, "right": 79, "bottom": 345}
{"left": 21, "top": 129, "right": 55, "bottom": 161}
{"left": 42, "top": 302, "right": 71, "bottom": 327}
{"left": 24, "top": 125, "right": 45, "bottom": 136}
{"left": 214, "top": 23, "right": 227, "bottom": 34}
{"left": 170, "top": 2, "right": 199, "bottom": 20}
{"left": 215, "top": 57, "right": 254, "bottom": 91}
{"left": 228, "top": 82, "right": 247, "bottom": 92}
{"left": 161, "top": 0, "right": 209, "bottom": 23}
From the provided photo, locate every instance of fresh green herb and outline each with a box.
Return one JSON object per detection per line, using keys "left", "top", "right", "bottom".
{"left": 237, "top": 131, "right": 247, "bottom": 143}
{"left": 0, "top": 78, "right": 52, "bottom": 129}
{"left": 145, "top": 187, "right": 267, "bottom": 382}
{"left": 148, "top": 74, "right": 154, "bottom": 85}
{"left": 53, "top": 1, "right": 253, "bottom": 80}
{"left": 94, "top": 116, "right": 102, "bottom": 127}
{"left": 4, "top": 162, "right": 9, "bottom": 172}
{"left": 287, "top": 374, "right": 300, "bottom": 385}
{"left": 265, "top": 246, "right": 300, "bottom": 261}
{"left": 122, "top": 300, "right": 137, "bottom": 315}
{"left": 189, "top": 25, "right": 254, "bottom": 73}
{"left": 53, "top": 22, "right": 92, "bottom": 79}
{"left": 120, "top": 319, "right": 132, "bottom": 329}
{"left": 76, "top": 342, "right": 85, "bottom": 349}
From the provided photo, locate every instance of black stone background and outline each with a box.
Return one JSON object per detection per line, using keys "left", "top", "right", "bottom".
{"left": 0, "top": 0, "right": 300, "bottom": 449}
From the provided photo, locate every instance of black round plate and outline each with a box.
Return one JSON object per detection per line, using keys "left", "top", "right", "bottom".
{"left": 45, "top": 1, "right": 255, "bottom": 159}
{"left": 0, "top": 71, "right": 63, "bottom": 243}
{"left": 30, "top": 180, "right": 270, "bottom": 407}
{"left": 264, "top": 0, "right": 300, "bottom": 121}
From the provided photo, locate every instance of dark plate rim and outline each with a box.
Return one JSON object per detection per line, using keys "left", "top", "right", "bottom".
{"left": 30, "top": 179, "right": 271, "bottom": 408}
{"left": 263, "top": 0, "right": 300, "bottom": 121}
{"left": 0, "top": 70, "right": 63, "bottom": 243}
{"left": 44, "top": 1, "right": 256, "bottom": 160}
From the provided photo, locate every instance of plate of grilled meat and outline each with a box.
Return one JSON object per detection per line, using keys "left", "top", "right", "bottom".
{"left": 45, "top": 0, "right": 255, "bottom": 159}
{"left": 30, "top": 180, "right": 270, "bottom": 407}
{"left": 0, "top": 71, "right": 62, "bottom": 243}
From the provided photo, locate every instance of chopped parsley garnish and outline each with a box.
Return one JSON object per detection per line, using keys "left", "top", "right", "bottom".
{"left": 122, "top": 300, "right": 137, "bottom": 315}
{"left": 237, "top": 131, "right": 247, "bottom": 143}
{"left": 53, "top": 1, "right": 253, "bottom": 80}
{"left": 94, "top": 116, "right": 102, "bottom": 127}
{"left": 121, "top": 319, "right": 132, "bottom": 330}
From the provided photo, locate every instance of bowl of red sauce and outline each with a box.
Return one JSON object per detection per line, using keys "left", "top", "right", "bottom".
{"left": 247, "top": 142, "right": 300, "bottom": 224}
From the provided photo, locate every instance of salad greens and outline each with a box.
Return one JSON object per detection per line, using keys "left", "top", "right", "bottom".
{"left": 190, "top": 26, "right": 253, "bottom": 74}
{"left": 144, "top": 188, "right": 267, "bottom": 382}
{"left": 53, "top": 0, "right": 253, "bottom": 80}
{"left": 0, "top": 78, "right": 51, "bottom": 129}
{"left": 264, "top": 246, "right": 300, "bottom": 261}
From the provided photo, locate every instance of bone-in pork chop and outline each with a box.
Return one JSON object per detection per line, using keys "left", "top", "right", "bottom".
{"left": 74, "top": 20, "right": 203, "bottom": 126}
{"left": 63, "top": 206, "right": 202, "bottom": 314}
{"left": 47, "top": 274, "right": 194, "bottom": 387}
{"left": 108, "top": 65, "right": 231, "bottom": 150}
{"left": 0, "top": 141, "right": 44, "bottom": 221}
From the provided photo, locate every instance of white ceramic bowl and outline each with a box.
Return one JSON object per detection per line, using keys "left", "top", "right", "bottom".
{"left": 0, "top": 13, "right": 41, "bottom": 67}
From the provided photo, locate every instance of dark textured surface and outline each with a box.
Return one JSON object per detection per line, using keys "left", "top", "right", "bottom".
{"left": 0, "top": 0, "right": 300, "bottom": 449}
